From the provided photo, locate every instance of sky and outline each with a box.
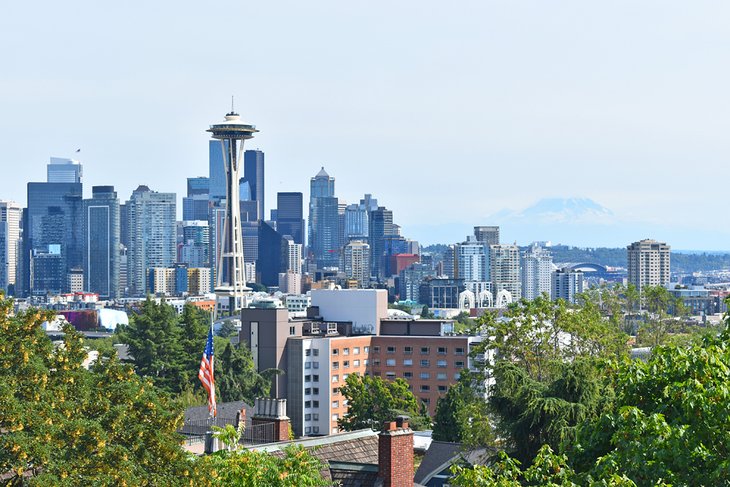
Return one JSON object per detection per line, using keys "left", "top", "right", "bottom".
{"left": 1, "top": 1, "right": 729, "bottom": 249}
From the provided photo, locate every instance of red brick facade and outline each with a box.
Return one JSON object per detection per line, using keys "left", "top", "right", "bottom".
{"left": 378, "top": 417, "right": 414, "bottom": 487}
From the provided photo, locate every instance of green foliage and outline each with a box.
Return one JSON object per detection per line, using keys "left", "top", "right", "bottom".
{"left": 0, "top": 294, "right": 192, "bottom": 485}
{"left": 196, "top": 445, "right": 329, "bottom": 486}
{"left": 420, "top": 305, "right": 435, "bottom": 319}
{"left": 216, "top": 319, "right": 239, "bottom": 338}
{"left": 338, "top": 374, "right": 430, "bottom": 431}
{"left": 432, "top": 371, "right": 494, "bottom": 447}
{"left": 216, "top": 342, "right": 271, "bottom": 404}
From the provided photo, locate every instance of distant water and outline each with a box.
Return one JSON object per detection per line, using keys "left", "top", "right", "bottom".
{"left": 673, "top": 250, "right": 730, "bottom": 255}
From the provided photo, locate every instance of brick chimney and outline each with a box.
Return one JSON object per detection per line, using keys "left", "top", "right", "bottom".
{"left": 378, "top": 415, "right": 414, "bottom": 487}
{"left": 251, "top": 398, "right": 290, "bottom": 443}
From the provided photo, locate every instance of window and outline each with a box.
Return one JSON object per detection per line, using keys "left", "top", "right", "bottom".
{"left": 332, "top": 387, "right": 339, "bottom": 395}
{"left": 364, "top": 346, "right": 370, "bottom": 353}
{"left": 305, "top": 349, "right": 311, "bottom": 356}
{"left": 419, "top": 372, "right": 430, "bottom": 380}
{"left": 373, "top": 359, "right": 380, "bottom": 366}
{"left": 386, "top": 372, "right": 396, "bottom": 379}
{"left": 289, "top": 326, "right": 295, "bottom": 335}
{"left": 420, "top": 385, "right": 431, "bottom": 392}
{"left": 353, "top": 359, "right": 360, "bottom": 367}
{"left": 454, "top": 372, "right": 461, "bottom": 380}
{"left": 343, "top": 360, "right": 350, "bottom": 368}
{"left": 421, "top": 397, "right": 430, "bottom": 405}
{"left": 353, "top": 347, "right": 360, "bottom": 355}
{"left": 313, "top": 387, "right": 319, "bottom": 395}
{"left": 332, "top": 349, "right": 339, "bottom": 356}
{"left": 343, "top": 374, "right": 349, "bottom": 380}
{"left": 332, "top": 414, "right": 339, "bottom": 421}
{"left": 437, "top": 372, "right": 447, "bottom": 380}
{"left": 305, "top": 362, "right": 311, "bottom": 369}
{"left": 313, "top": 375, "right": 320, "bottom": 382}
{"left": 332, "top": 427, "right": 338, "bottom": 434}
{"left": 332, "top": 401, "right": 339, "bottom": 408}
{"left": 313, "top": 426, "right": 320, "bottom": 434}
{"left": 404, "top": 346, "right": 413, "bottom": 355}
{"left": 313, "top": 413, "right": 319, "bottom": 420}
{"left": 305, "top": 401, "right": 311, "bottom": 408}
{"left": 455, "top": 347, "right": 465, "bottom": 355}
{"left": 437, "top": 360, "right": 447, "bottom": 368}
{"left": 455, "top": 361, "right": 465, "bottom": 368}
{"left": 438, "top": 385, "right": 447, "bottom": 392}
{"left": 373, "top": 346, "right": 380, "bottom": 353}
{"left": 386, "top": 346, "right": 396, "bottom": 354}
{"left": 364, "top": 359, "right": 369, "bottom": 366}
{"left": 305, "top": 387, "right": 311, "bottom": 395}
{"left": 420, "top": 360, "right": 430, "bottom": 367}
{"left": 437, "top": 347, "right": 447, "bottom": 355}
{"left": 305, "top": 427, "right": 312, "bottom": 434}
{"left": 332, "top": 375, "right": 339, "bottom": 383}
{"left": 313, "top": 400, "right": 319, "bottom": 408}
{"left": 403, "top": 359, "right": 413, "bottom": 366}
{"left": 386, "top": 359, "right": 396, "bottom": 366}
{"left": 313, "top": 362, "right": 319, "bottom": 369}
{"left": 420, "top": 347, "right": 430, "bottom": 355}
{"left": 404, "top": 371, "right": 413, "bottom": 379}
{"left": 305, "top": 414, "right": 311, "bottom": 421}
{"left": 305, "top": 375, "right": 311, "bottom": 382}
{"left": 313, "top": 349, "right": 319, "bottom": 356}
{"left": 332, "top": 361, "right": 339, "bottom": 369}
{"left": 343, "top": 348, "right": 350, "bottom": 355}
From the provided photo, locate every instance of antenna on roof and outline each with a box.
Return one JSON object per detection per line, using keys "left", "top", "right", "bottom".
{"left": 231, "top": 95, "right": 235, "bottom": 113}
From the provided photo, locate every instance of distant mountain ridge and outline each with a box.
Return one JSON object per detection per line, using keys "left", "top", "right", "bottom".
{"left": 490, "top": 197, "right": 614, "bottom": 225}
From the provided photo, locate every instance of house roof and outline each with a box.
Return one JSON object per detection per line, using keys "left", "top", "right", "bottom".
{"left": 414, "top": 441, "right": 494, "bottom": 486}
{"left": 184, "top": 400, "right": 253, "bottom": 423}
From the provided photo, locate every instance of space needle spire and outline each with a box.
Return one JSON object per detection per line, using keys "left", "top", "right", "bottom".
{"left": 207, "top": 107, "right": 259, "bottom": 318}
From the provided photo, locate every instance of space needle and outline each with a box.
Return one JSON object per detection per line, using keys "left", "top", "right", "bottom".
{"left": 207, "top": 106, "right": 258, "bottom": 318}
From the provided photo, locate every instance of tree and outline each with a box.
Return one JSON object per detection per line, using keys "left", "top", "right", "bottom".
{"left": 0, "top": 293, "right": 193, "bottom": 485}
{"left": 216, "top": 342, "right": 271, "bottom": 404}
{"left": 338, "top": 374, "right": 430, "bottom": 431}
{"left": 432, "top": 371, "right": 494, "bottom": 446}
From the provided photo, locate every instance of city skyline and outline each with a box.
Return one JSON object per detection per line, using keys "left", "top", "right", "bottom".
{"left": 2, "top": 1, "right": 730, "bottom": 249}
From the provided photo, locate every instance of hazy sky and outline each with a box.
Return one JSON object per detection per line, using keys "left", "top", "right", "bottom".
{"left": 2, "top": 1, "right": 729, "bottom": 248}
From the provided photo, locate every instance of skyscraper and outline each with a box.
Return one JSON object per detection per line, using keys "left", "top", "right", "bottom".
{"left": 125, "top": 185, "right": 176, "bottom": 297}
{"left": 368, "top": 206, "right": 393, "bottom": 282}
{"left": 183, "top": 177, "right": 210, "bottom": 221}
{"left": 47, "top": 157, "right": 82, "bottom": 183}
{"left": 490, "top": 244, "right": 521, "bottom": 300}
{"left": 627, "top": 239, "right": 671, "bottom": 291}
{"left": 0, "top": 201, "right": 22, "bottom": 294}
{"left": 455, "top": 235, "right": 489, "bottom": 283}
{"left": 473, "top": 226, "right": 499, "bottom": 246}
{"left": 276, "top": 192, "right": 304, "bottom": 245}
{"left": 84, "top": 186, "right": 120, "bottom": 299}
{"left": 521, "top": 244, "right": 553, "bottom": 301}
{"left": 551, "top": 268, "right": 584, "bottom": 304}
{"left": 25, "top": 181, "right": 83, "bottom": 296}
{"left": 343, "top": 240, "right": 370, "bottom": 288}
{"left": 208, "top": 140, "right": 229, "bottom": 202}
{"left": 308, "top": 166, "right": 335, "bottom": 253}
{"left": 344, "top": 194, "right": 378, "bottom": 242}
{"left": 257, "top": 221, "right": 287, "bottom": 287}
{"left": 207, "top": 111, "right": 258, "bottom": 316}
{"left": 242, "top": 149, "right": 265, "bottom": 221}
{"left": 179, "top": 220, "right": 210, "bottom": 268}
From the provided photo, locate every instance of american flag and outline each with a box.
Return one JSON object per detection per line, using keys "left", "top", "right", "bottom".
{"left": 198, "top": 327, "right": 217, "bottom": 417}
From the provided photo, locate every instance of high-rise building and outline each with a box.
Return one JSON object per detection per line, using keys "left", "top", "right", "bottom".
{"left": 627, "top": 239, "right": 671, "bottom": 291}
{"left": 208, "top": 140, "right": 229, "bottom": 202}
{"left": 276, "top": 192, "right": 304, "bottom": 245}
{"left": 419, "top": 277, "right": 465, "bottom": 309}
{"left": 310, "top": 195, "right": 341, "bottom": 269}
{"left": 179, "top": 220, "right": 210, "bottom": 268}
{"left": 455, "top": 235, "right": 489, "bottom": 283}
{"left": 0, "top": 201, "right": 22, "bottom": 294}
{"left": 84, "top": 186, "right": 120, "bottom": 299}
{"left": 398, "top": 262, "right": 433, "bottom": 303}
{"left": 284, "top": 236, "right": 303, "bottom": 275}
{"left": 207, "top": 111, "right": 258, "bottom": 316}
{"left": 25, "top": 181, "right": 83, "bottom": 296}
{"left": 344, "top": 194, "right": 379, "bottom": 242}
{"left": 187, "top": 177, "right": 209, "bottom": 196}
{"left": 473, "top": 226, "right": 499, "bottom": 246}
{"left": 183, "top": 177, "right": 210, "bottom": 222}
{"left": 47, "top": 157, "right": 82, "bottom": 183}
{"left": 521, "top": 244, "right": 553, "bottom": 301}
{"left": 368, "top": 207, "right": 394, "bottom": 281}
{"left": 490, "top": 244, "right": 521, "bottom": 300}
{"left": 308, "top": 166, "right": 335, "bottom": 246}
{"left": 257, "top": 221, "right": 287, "bottom": 287}
{"left": 242, "top": 149, "right": 265, "bottom": 221}
{"left": 125, "top": 185, "right": 176, "bottom": 297}
{"left": 343, "top": 240, "right": 370, "bottom": 288}
{"left": 551, "top": 268, "right": 584, "bottom": 304}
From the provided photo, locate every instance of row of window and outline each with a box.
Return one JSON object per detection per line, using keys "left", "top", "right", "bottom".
{"left": 383, "top": 371, "right": 460, "bottom": 381}
{"left": 375, "top": 359, "right": 465, "bottom": 368}
{"left": 332, "top": 346, "right": 367, "bottom": 356}
{"left": 304, "top": 399, "right": 348, "bottom": 410}
{"left": 374, "top": 346, "right": 465, "bottom": 355}
{"left": 304, "top": 349, "right": 320, "bottom": 357}
{"left": 304, "top": 426, "right": 320, "bottom": 435}
{"left": 332, "top": 359, "right": 366, "bottom": 369}
{"left": 304, "top": 362, "right": 320, "bottom": 369}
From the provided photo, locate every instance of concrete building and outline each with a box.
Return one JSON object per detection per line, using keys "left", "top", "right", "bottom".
{"left": 627, "top": 239, "right": 671, "bottom": 290}
{"left": 188, "top": 267, "right": 212, "bottom": 295}
{"left": 473, "top": 225, "right": 499, "bottom": 246}
{"left": 490, "top": 244, "right": 521, "bottom": 301}
{"left": 279, "top": 271, "right": 303, "bottom": 295}
{"left": 47, "top": 157, "right": 82, "bottom": 183}
{"left": 125, "top": 186, "right": 176, "bottom": 297}
{"left": 343, "top": 240, "right": 370, "bottom": 288}
{"left": 419, "top": 277, "right": 465, "bottom": 309}
{"left": 551, "top": 268, "right": 584, "bottom": 304}
{"left": 0, "top": 200, "right": 22, "bottom": 293}
{"left": 455, "top": 235, "right": 489, "bottom": 284}
{"left": 521, "top": 244, "right": 553, "bottom": 301}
